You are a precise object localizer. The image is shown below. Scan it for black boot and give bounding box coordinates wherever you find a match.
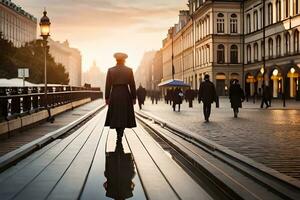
[116,128,124,141]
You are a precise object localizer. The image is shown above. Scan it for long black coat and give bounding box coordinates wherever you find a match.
[198,80,217,104]
[105,65,136,128]
[173,88,183,104]
[136,87,146,104]
[185,89,194,101]
[229,84,245,108]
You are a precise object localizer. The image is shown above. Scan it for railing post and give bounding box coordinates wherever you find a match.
[0,88,8,121]
[22,87,31,114]
[11,88,21,116]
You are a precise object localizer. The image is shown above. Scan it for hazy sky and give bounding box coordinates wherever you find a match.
[14,0,187,72]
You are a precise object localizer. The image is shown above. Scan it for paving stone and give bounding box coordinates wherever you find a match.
[139,98,300,180]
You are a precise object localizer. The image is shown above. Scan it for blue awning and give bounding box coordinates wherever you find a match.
[158,79,190,88]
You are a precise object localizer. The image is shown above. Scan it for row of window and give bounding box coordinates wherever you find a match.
[246,0,300,34]
[196,16,210,41]
[217,13,238,34]
[196,45,210,66]
[168,30,299,66]
[0,8,36,47]
[217,44,239,64]
[246,30,300,63]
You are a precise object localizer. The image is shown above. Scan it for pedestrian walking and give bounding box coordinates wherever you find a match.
[267,85,272,107]
[105,53,137,141]
[172,87,183,112]
[154,90,160,104]
[150,90,155,104]
[167,89,172,105]
[260,84,270,108]
[229,79,245,118]
[185,88,194,108]
[136,84,146,110]
[198,74,217,122]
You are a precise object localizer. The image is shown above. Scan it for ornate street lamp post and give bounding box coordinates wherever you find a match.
[39,10,51,120]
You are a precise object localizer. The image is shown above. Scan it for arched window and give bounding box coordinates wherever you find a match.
[285,32,291,55]
[269,38,274,58]
[254,43,259,61]
[217,13,224,33]
[246,14,251,33]
[230,45,238,64]
[268,3,273,25]
[276,0,281,22]
[276,35,282,56]
[253,11,258,31]
[217,44,225,64]
[294,30,299,53]
[230,14,238,33]
[247,44,251,63]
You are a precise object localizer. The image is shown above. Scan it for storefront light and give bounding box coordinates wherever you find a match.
[290,67,295,74]
[260,67,264,75]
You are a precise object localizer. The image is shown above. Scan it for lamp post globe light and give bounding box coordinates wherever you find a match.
[40,10,50,40]
[39,10,53,122]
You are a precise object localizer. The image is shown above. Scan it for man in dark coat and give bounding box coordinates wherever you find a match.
[172,87,183,112]
[185,88,194,108]
[105,53,137,140]
[260,84,270,109]
[136,84,146,110]
[165,89,172,104]
[229,79,245,118]
[198,74,217,122]
[154,90,160,104]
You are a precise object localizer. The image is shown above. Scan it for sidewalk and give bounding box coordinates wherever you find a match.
[0,99,104,156]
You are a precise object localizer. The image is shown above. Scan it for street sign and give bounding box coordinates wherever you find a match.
[18,68,29,87]
[18,68,29,78]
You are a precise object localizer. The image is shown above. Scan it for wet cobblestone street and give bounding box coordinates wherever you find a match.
[139,98,300,180]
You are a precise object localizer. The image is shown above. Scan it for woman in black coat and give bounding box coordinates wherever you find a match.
[105,53,136,140]
[172,87,183,112]
[229,79,245,118]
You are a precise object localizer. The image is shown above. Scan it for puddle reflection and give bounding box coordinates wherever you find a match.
[104,140,135,200]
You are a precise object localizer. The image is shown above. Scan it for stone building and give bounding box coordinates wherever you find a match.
[135,51,157,91]
[82,61,105,91]
[0,0,37,47]
[244,0,300,98]
[48,39,82,87]
[152,49,163,91]
[162,0,300,97]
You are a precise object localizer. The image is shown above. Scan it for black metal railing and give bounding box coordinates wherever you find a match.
[0,86,103,122]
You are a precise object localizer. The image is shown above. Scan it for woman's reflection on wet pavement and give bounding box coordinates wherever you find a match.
[104,139,135,200]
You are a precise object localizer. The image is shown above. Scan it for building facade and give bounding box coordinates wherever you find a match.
[82,61,105,91]
[244,0,300,98]
[0,0,37,47]
[152,49,164,91]
[135,51,157,91]
[48,39,82,87]
[162,0,300,97]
